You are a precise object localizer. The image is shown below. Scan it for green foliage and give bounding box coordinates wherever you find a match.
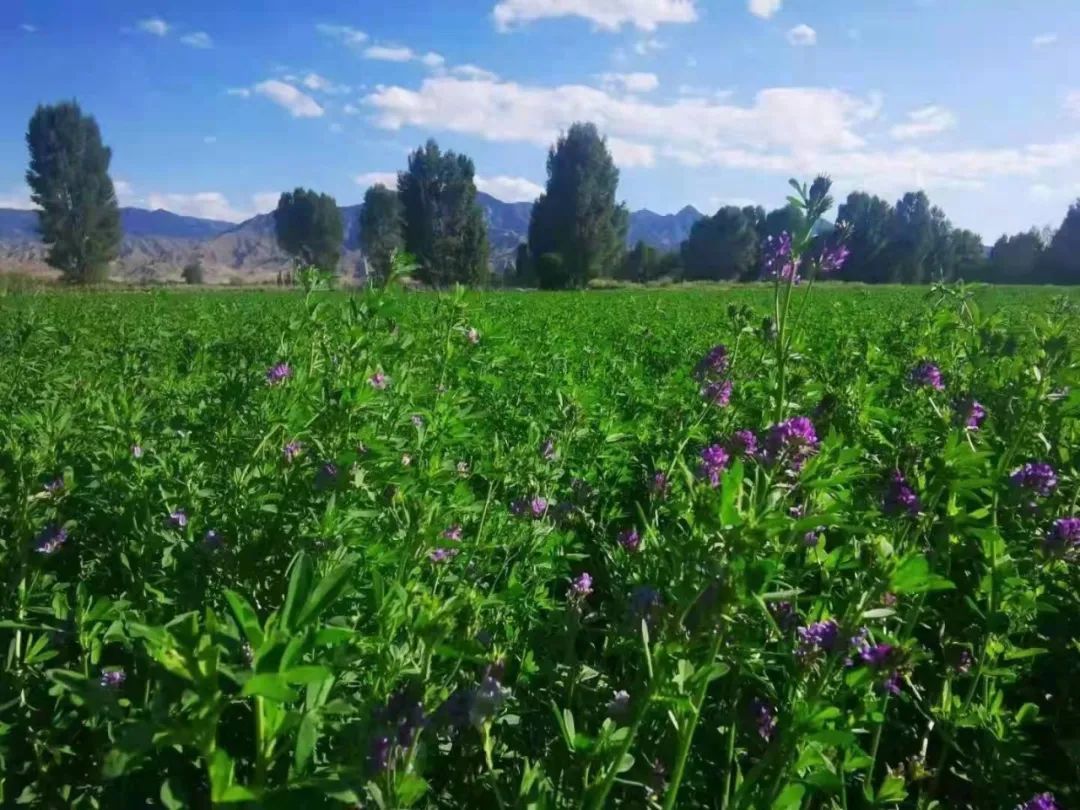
[399,139,489,287]
[528,122,628,288]
[359,183,404,283]
[1039,200,1080,284]
[273,188,344,273]
[987,229,1044,284]
[681,205,760,280]
[25,101,121,283]
[181,259,205,285]
[836,191,894,283]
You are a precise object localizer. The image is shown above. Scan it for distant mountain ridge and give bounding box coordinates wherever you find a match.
[0,195,704,282]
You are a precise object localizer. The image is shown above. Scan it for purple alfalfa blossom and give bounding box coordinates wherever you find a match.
[763,416,820,470]
[442,524,463,542]
[693,344,730,381]
[203,530,223,551]
[43,477,64,496]
[701,379,733,407]
[618,528,642,553]
[860,642,896,669]
[131,443,143,459]
[568,572,593,601]
[881,670,903,695]
[881,592,898,607]
[751,699,777,741]
[34,525,68,555]
[762,232,798,282]
[540,437,557,461]
[530,497,548,519]
[168,510,188,529]
[1043,516,1080,556]
[803,528,823,547]
[961,399,986,430]
[729,429,758,458]
[1010,462,1058,498]
[283,440,304,463]
[698,444,731,488]
[369,371,389,390]
[649,471,670,498]
[411,414,424,428]
[1017,794,1059,810]
[607,690,631,719]
[817,241,851,275]
[369,735,393,773]
[797,619,840,658]
[429,547,459,564]
[315,462,339,490]
[955,649,974,675]
[884,470,921,517]
[99,668,126,688]
[910,362,945,391]
[265,362,293,385]
[769,601,800,632]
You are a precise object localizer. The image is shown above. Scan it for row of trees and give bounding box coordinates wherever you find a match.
[20,100,1080,286]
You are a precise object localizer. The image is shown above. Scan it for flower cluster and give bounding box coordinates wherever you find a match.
[751,700,777,741]
[817,241,850,275]
[701,379,733,407]
[99,668,126,689]
[762,232,799,282]
[698,444,730,487]
[797,619,839,658]
[884,470,921,516]
[728,429,758,457]
[283,440,304,463]
[1017,793,1059,810]
[34,525,68,555]
[265,362,293,385]
[961,399,986,430]
[618,528,641,553]
[369,371,389,390]
[1010,462,1058,498]
[693,344,729,381]
[910,362,944,391]
[762,416,819,470]
[1043,517,1080,556]
[568,572,593,602]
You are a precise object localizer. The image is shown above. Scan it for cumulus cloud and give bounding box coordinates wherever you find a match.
[493,0,697,32]
[0,186,35,209]
[137,18,170,36]
[475,175,544,201]
[748,0,782,19]
[634,37,666,54]
[598,72,659,93]
[786,24,816,46]
[252,192,280,213]
[889,105,956,140]
[355,172,400,189]
[147,192,270,222]
[421,52,446,68]
[226,87,251,98]
[254,80,324,118]
[300,73,351,94]
[608,138,657,168]
[1032,33,1058,47]
[181,31,212,48]
[364,44,415,62]
[454,64,500,81]
[316,23,368,47]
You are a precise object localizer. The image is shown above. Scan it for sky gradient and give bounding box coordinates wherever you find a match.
[1,0,1078,241]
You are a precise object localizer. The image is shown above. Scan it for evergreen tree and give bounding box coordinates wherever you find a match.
[181,259,204,285]
[680,206,759,281]
[528,123,627,288]
[25,101,121,283]
[950,229,987,281]
[987,230,1043,283]
[1038,200,1080,284]
[884,191,934,283]
[399,139,489,287]
[757,204,805,243]
[619,239,661,282]
[836,191,893,283]
[273,189,344,272]
[512,243,534,287]
[359,183,403,282]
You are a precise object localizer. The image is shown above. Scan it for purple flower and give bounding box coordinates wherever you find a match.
[763,417,820,469]
[649,471,670,498]
[568,572,593,600]
[797,619,839,657]
[43,478,64,496]
[701,379,733,407]
[751,700,777,741]
[369,735,392,773]
[99,668,126,689]
[541,437,557,461]
[803,528,823,547]
[530,497,548,518]
[955,649,974,675]
[266,362,293,385]
[618,528,642,553]
[607,690,631,719]
[34,525,68,555]
[693,344,729,381]
[962,400,986,430]
[860,643,896,668]
[729,429,758,457]
[316,462,339,489]
[411,414,424,428]
[283,440,304,463]
[168,510,188,529]
[698,444,731,488]
[881,670,903,695]
[442,524,463,542]
[769,601,799,631]
[131,443,144,459]
[884,470,921,516]
[763,232,799,283]
[369,371,389,390]
[818,242,850,275]
[1017,794,1059,810]
[1010,462,1058,498]
[911,362,944,391]
[429,547,459,564]
[881,592,898,607]
[203,529,223,550]
[1043,517,1080,555]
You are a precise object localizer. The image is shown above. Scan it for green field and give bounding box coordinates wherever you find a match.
[2,285,1079,808]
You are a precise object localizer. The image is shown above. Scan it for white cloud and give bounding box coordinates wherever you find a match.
[300,72,351,94]
[113,180,138,206]
[254,80,325,118]
[493,0,697,32]
[748,0,782,19]
[889,105,956,140]
[180,31,212,48]
[421,52,446,68]
[316,24,368,47]
[226,87,251,98]
[0,186,35,209]
[20,23,37,33]
[146,192,268,222]
[598,72,659,93]
[252,192,280,213]
[786,24,816,46]
[475,175,544,201]
[1032,32,1058,48]
[453,64,500,81]
[343,102,361,115]
[137,18,169,37]
[1064,91,1080,119]
[634,37,666,54]
[608,138,657,167]
[365,44,415,62]
[355,172,399,189]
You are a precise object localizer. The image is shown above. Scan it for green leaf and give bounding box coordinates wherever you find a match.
[242,673,298,702]
[889,554,954,594]
[395,774,429,807]
[771,783,805,809]
[296,560,356,627]
[281,552,315,632]
[224,590,264,649]
[293,713,319,775]
[282,665,332,684]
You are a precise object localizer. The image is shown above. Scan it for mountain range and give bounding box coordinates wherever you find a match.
[0,193,704,282]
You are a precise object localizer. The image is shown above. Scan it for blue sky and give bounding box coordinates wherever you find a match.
[1,0,1078,241]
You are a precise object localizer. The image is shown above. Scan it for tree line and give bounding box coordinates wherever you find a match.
[20,100,1080,286]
